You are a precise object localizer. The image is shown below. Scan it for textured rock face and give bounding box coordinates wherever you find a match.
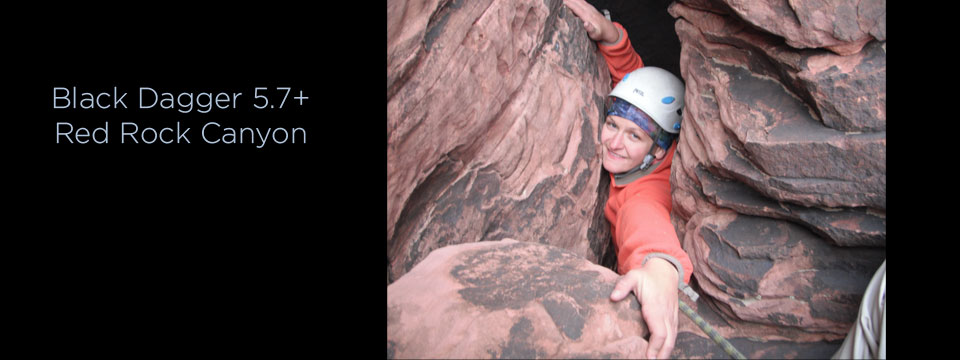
[673,298,845,359]
[681,0,886,55]
[387,0,613,283]
[667,0,886,347]
[387,239,649,359]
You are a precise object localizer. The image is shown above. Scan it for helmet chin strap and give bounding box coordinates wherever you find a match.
[613,144,659,180]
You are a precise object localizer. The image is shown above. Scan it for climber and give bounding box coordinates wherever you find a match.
[564,0,695,358]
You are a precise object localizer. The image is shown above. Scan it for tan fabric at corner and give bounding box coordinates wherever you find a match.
[832,260,886,359]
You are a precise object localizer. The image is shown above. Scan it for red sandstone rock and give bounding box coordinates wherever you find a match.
[723,0,885,55]
[387,0,613,283]
[387,239,648,359]
[683,211,884,338]
[665,0,887,347]
[663,0,885,55]
[669,2,886,133]
[674,297,846,358]
[669,2,886,211]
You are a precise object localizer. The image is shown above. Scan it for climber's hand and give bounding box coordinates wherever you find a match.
[562,0,620,44]
[610,258,680,359]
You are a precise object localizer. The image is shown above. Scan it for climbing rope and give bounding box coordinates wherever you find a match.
[678,300,747,360]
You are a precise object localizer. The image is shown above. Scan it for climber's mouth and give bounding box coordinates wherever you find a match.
[604,147,628,160]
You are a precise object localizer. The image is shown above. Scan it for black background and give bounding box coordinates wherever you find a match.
[9,3,377,355]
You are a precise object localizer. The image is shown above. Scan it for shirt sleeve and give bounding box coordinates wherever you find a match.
[614,179,694,285]
[598,22,644,88]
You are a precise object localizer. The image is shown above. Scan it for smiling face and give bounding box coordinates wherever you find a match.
[600,115,664,174]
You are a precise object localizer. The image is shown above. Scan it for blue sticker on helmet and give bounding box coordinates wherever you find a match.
[623,73,630,82]
[662,96,675,104]
[674,122,682,130]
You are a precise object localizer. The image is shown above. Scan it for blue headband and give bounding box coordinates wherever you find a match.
[606,97,675,150]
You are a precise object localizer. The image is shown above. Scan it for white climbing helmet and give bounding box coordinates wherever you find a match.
[608,66,685,134]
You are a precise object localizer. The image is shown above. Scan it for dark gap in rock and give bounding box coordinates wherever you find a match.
[586,0,682,79]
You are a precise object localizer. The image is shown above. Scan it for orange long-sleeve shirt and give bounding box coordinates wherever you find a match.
[599,22,694,288]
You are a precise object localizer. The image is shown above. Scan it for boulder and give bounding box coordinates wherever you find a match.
[386,239,863,359]
[387,0,614,283]
[666,0,887,347]
[387,239,648,359]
